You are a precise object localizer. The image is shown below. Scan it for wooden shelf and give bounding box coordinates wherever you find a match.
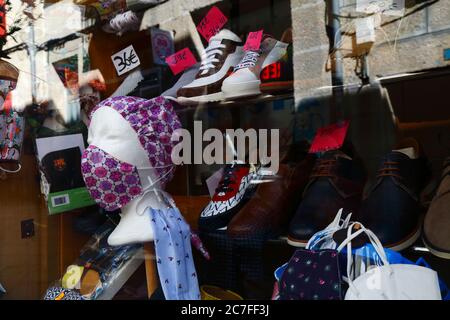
[174,92,294,114]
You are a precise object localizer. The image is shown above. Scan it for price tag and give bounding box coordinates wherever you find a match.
[244,30,263,51]
[196,6,228,42]
[309,120,350,154]
[355,16,376,44]
[165,48,197,75]
[111,45,141,76]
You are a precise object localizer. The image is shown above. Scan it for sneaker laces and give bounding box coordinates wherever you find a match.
[108,11,140,34]
[377,161,402,179]
[234,50,261,71]
[215,163,242,195]
[199,38,226,75]
[311,159,337,178]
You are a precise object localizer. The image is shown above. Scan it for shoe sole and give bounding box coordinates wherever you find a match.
[385,224,422,252]
[422,235,450,259]
[286,236,308,248]
[177,92,224,105]
[223,80,261,100]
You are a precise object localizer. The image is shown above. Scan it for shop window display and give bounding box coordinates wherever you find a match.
[0,0,448,304]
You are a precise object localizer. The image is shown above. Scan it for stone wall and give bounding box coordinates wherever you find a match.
[291,0,450,105]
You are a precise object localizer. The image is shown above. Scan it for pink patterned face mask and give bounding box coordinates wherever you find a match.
[81,145,173,211]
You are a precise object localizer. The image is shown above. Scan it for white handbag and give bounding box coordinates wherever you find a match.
[337,223,441,300]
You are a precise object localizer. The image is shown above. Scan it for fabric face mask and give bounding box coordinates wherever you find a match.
[81,145,173,211]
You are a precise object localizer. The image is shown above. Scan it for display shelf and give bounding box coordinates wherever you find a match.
[174,91,294,114]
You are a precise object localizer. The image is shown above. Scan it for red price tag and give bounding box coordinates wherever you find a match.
[309,120,350,153]
[244,30,263,51]
[196,6,228,42]
[165,48,197,75]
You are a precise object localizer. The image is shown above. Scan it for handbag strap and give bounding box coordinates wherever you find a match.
[336,222,392,297]
[306,208,352,250]
[0,163,21,173]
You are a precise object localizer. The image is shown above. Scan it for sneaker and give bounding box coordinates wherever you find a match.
[176,29,244,105]
[102,11,141,36]
[423,157,450,259]
[359,139,430,251]
[198,162,259,232]
[221,32,290,100]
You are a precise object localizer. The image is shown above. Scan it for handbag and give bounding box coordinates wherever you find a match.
[278,248,346,300]
[338,223,441,300]
[275,209,351,300]
[0,93,24,173]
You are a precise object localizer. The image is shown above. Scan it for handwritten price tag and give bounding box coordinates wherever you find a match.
[111,45,141,76]
[196,6,228,42]
[165,48,197,75]
[244,30,263,51]
[309,120,350,154]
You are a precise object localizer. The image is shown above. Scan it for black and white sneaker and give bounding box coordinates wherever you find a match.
[198,162,259,232]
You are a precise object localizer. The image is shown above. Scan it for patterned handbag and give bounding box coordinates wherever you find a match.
[0,93,24,173]
[279,248,346,300]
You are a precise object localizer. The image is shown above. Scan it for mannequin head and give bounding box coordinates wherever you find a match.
[81,96,181,212]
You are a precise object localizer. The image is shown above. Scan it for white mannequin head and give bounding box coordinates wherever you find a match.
[88,106,165,246]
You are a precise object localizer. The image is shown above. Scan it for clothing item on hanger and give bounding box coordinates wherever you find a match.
[358,139,430,251]
[423,157,450,259]
[176,29,245,104]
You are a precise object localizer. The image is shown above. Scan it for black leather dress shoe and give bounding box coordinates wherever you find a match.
[359,141,430,251]
[288,150,366,247]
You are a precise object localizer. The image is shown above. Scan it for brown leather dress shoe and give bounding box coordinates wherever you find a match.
[423,157,450,259]
[227,154,316,238]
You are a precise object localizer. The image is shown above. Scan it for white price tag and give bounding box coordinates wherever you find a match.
[356,0,405,16]
[355,16,376,44]
[111,45,141,76]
